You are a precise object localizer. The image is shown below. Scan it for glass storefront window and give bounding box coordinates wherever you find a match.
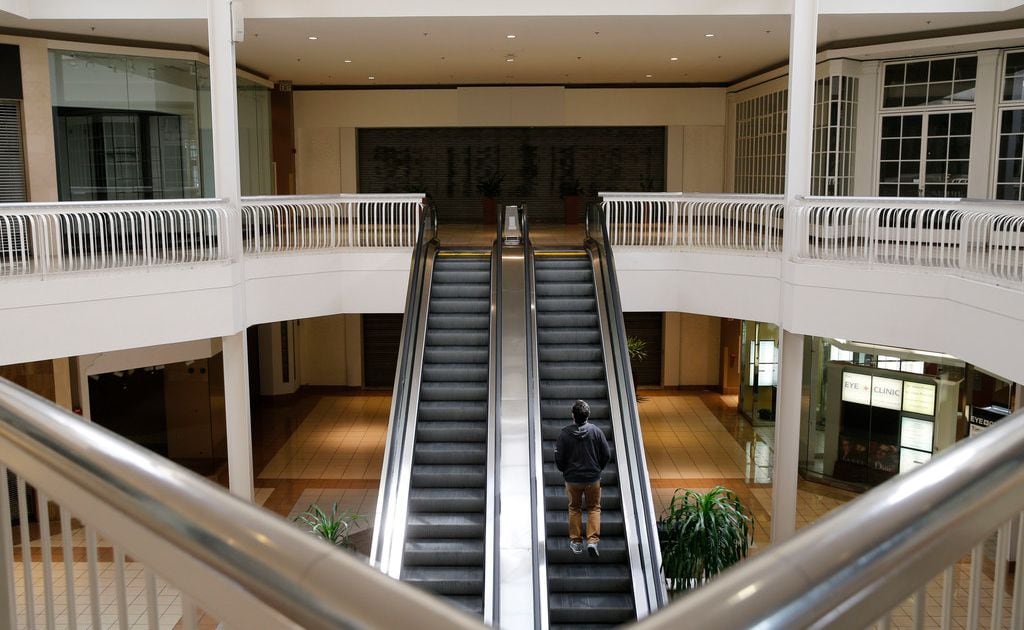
[739,321,779,425]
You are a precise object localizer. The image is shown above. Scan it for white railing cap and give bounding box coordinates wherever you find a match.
[0,198,227,215]
[600,192,784,202]
[242,193,426,204]
[798,195,1024,216]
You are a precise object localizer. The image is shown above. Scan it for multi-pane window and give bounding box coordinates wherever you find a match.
[882,56,977,108]
[879,112,971,198]
[0,99,26,202]
[734,90,788,194]
[996,52,1024,200]
[812,76,858,196]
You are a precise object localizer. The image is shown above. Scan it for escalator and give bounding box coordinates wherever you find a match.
[401,252,493,616]
[534,251,635,627]
[371,201,498,623]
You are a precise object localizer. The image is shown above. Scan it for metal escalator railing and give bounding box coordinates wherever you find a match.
[584,203,669,618]
[0,377,482,630]
[370,201,438,576]
[636,407,1024,629]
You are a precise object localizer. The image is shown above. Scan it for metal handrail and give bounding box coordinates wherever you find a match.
[635,407,1024,629]
[584,203,669,617]
[0,377,481,630]
[370,201,438,572]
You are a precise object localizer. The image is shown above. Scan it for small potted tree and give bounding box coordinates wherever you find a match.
[657,485,754,593]
[626,336,648,396]
[476,171,503,225]
[560,177,584,224]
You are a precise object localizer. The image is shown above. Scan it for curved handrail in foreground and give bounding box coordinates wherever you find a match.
[0,377,482,630]
[635,408,1024,629]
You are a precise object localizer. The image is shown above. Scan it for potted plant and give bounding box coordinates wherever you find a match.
[626,336,648,395]
[560,177,585,224]
[657,485,754,593]
[293,502,364,549]
[476,171,503,225]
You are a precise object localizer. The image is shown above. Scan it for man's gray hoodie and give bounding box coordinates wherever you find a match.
[554,421,611,483]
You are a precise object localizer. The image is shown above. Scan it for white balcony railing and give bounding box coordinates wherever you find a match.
[0,199,230,277]
[600,193,785,253]
[796,196,1024,291]
[242,194,425,254]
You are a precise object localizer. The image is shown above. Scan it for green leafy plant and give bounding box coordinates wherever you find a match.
[559,177,584,198]
[626,336,648,363]
[476,171,504,197]
[293,503,364,549]
[657,486,754,592]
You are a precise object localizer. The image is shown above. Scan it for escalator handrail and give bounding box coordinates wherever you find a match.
[485,239,502,625]
[523,210,550,630]
[370,200,438,573]
[584,202,670,615]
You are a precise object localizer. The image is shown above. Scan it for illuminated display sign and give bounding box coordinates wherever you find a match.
[899,448,932,474]
[900,417,934,452]
[871,376,903,411]
[841,372,872,405]
[902,382,936,416]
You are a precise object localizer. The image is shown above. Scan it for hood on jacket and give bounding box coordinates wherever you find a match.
[564,422,590,440]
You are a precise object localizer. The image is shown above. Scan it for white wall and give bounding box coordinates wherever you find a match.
[297,314,363,387]
[662,312,721,387]
[293,86,728,194]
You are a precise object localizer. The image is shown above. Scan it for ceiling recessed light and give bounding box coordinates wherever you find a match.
[507,34,517,39]
[344,59,352,63]
[645,74,653,78]
[506,57,515,63]
[307,36,318,40]
[670,57,679,61]
[705,33,715,38]
[368,76,375,80]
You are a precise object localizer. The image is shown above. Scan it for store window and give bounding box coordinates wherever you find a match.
[739,321,778,425]
[882,56,977,109]
[995,52,1024,200]
[878,112,971,197]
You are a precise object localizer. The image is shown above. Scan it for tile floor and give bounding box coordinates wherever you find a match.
[8,385,1012,628]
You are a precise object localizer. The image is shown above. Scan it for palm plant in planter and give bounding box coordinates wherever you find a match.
[476,171,503,225]
[657,486,754,592]
[293,502,364,549]
[626,336,648,397]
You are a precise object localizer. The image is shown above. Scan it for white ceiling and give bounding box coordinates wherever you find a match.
[1,10,1023,85]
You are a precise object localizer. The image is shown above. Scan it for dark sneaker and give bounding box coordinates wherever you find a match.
[587,543,600,558]
[569,540,584,555]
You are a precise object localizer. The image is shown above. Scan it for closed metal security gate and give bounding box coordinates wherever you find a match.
[0,100,26,203]
[362,314,404,388]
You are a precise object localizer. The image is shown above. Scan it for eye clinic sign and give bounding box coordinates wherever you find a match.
[871,376,903,410]
[841,372,872,405]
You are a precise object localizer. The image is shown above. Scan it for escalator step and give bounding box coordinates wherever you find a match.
[540,362,606,381]
[422,363,489,382]
[547,564,632,593]
[408,488,486,513]
[410,464,486,488]
[537,313,600,328]
[432,270,491,284]
[402,566,484,595]
[548,593,636,624]
[536,268,593,283]
[540,381,607,400]
[404,539,484,566]
[406,513,486,539]
[537,329,601,345]
[536,297,598,313]
[545,510,625,537]
[439,595,485,616]
[545,537,629,564]
[415,442,486,465]
[430,283,491,299]
[539,345,604,362]
[416,421,488,443]
[426,330,489,346]
[424,346,489,363]
[428,314,489,330]
[536,282,594,297]
[535,258,590,270]
[420,382,488,401]
[429,298,490,315]
[540,399,610,420]
[417,401,487,422]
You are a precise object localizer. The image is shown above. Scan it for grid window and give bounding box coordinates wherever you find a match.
[878,112,970,198]
[995,108,1024,200]
[734,89,788,194]
[882,56,977,108]
[811,75,858,196]
[1002,51,1024,101]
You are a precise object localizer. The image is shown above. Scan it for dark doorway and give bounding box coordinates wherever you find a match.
[362,313,404,388]
[624,312,663,386]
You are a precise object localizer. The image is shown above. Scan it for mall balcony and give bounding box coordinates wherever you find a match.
[0,1,1023,628]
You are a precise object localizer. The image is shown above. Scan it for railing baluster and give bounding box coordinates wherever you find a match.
[145,569,159,629]
[967,542,983,630]
[0,467,17,630]
[17,475,36,630]
[85,526,101,630]
[913,585,926,630]
[59,507,76,630]
[36,492,55,630]
[993,521,1012,630]
[1011,512,1024,630]
[941,565,954,630]
[114,546,129,630]
[181,596,198,630]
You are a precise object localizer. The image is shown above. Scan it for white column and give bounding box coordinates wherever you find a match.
[209,0,252,500]
[223,331,254,501]
[773,0,818,544]
[853,61,880,196]
[968,50,1000,199]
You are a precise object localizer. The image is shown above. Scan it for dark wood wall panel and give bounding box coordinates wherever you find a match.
[624,312,663,386]
[362,313,404,388]
[358,126,666,223]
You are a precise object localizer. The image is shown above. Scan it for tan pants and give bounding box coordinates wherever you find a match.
[565,481,602,544]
